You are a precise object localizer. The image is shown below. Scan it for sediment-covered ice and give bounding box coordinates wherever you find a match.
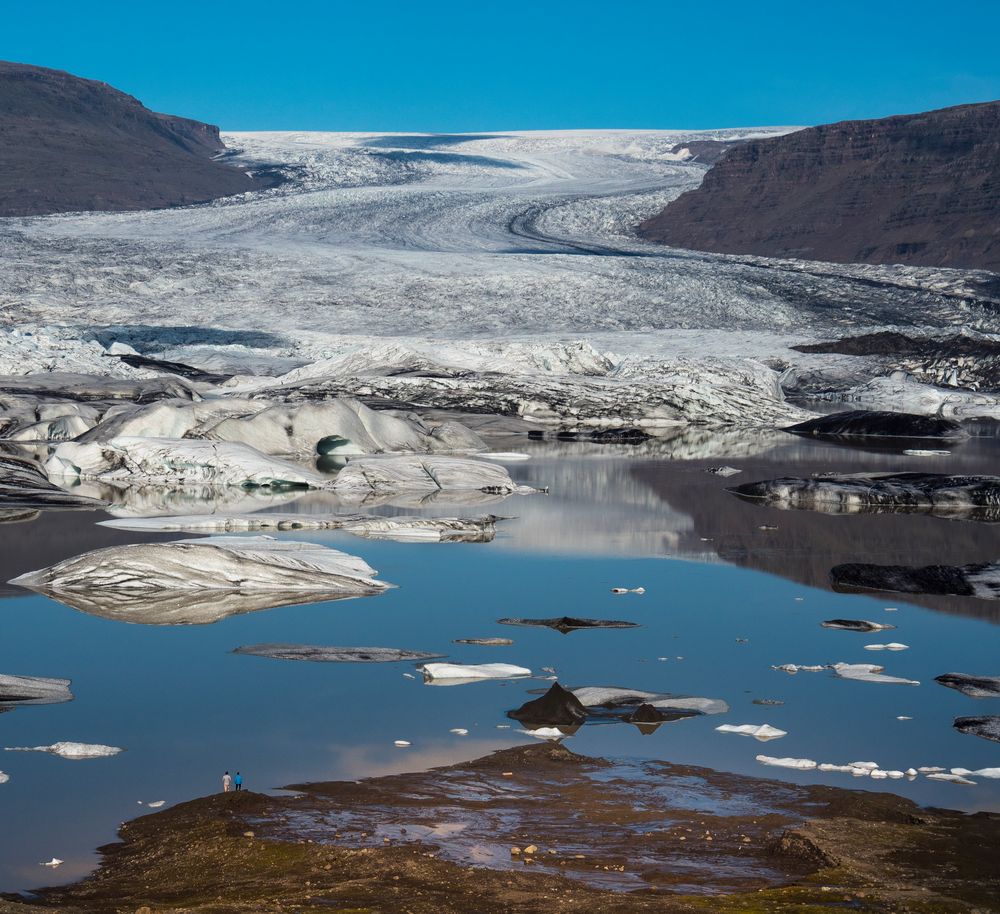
[784,409,967,440]
[99,512,500,542]
[730,473,1000,521]
[4,742,122,759]
[497,616,639,633]
[330,456,536,499]
[934,672,1000,699]
[831,560,1000,600]
[9,536,390,625]
[821,619,895,632]
[0,372,200,404]
[45,437,329,488]
[953,715,1000,743]
[0,673,73,708]
[0,453,105,508]
[830,373,1000,420]
[233,645,444,663]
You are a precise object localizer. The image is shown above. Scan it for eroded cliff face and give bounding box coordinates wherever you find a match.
[0,61,280,215]
[639,101,1000,272]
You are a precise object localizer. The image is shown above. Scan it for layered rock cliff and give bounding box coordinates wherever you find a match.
[0,61,279,215]
[639,101,1000,272]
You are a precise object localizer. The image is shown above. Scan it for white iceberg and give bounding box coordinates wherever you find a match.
[9,536,391,624]
[715,723,787,741]
[418,662,532,684]
[831,662,920,686]
[863,643,909,651]
[331,455,537,499]
[0,771,8,784]
[755,755,817,770]
[926,772,976,786]
[5,742,123,759]
[569,686,729,716]
[0,673,74,708]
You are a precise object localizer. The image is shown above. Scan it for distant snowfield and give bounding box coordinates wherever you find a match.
[1,129,997,368]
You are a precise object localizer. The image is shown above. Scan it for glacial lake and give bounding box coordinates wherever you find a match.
[2,431,1000,893]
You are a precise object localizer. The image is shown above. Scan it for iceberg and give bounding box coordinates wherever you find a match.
[497,616,639,633]
[0,673,73,709]
[330,456,537,498]
[233,645,444,663]
[418,662,531,684]
[953,715,1000,744]
[784,410,967,440]
[9,536,391,625]
[831,560,1000,600]
[755,755,817,770]
[45,437,329,488]
[730,473,1000,521]
[5,742,122,759]
[831,663,920,686]
[715,724,787,741]
[99,512,500,543]
[569,686,729,716]
[934,672,1000,699]
[821,619,895,632]
[0,453,105,508]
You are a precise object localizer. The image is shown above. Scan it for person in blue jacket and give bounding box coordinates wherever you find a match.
[234,771,243,791]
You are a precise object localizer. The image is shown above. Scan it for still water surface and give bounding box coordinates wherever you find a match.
[2,432,999,892]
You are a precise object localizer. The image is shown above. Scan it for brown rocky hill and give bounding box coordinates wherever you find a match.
[638,101,1000,272]
[0,61,279,216]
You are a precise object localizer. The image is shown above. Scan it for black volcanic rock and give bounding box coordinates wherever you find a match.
[507,682,589,728]
[0,60,280,215]
[784,411,967,440]
[639,101,1000,272]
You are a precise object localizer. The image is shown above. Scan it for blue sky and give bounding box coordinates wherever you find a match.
[3,1,998,131]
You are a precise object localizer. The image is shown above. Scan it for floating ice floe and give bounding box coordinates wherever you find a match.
[926,772,976,786]
[772,664,826,674]
[864,643,909,651]
[520,727,567,741]
[145,800,166,808]
[0,771,8,784]
[831,560,1000,600]
[0,454,105,508]
[453,637,513,646]
[449,728,469,736]
[821,619,896,632]
[233,645,444,663]
[497,616,638,634]
[610,587,645,594]
[5,742,122,759]
[756,755,817,770]
[831,663,920,686]
[418,662,532,685]
[394,740,411,748]
[569,686,729,716]
[0,673,74,709]
[705,466,741,477]
[730,473,1000,521]
[950,767,1000,779]
[715,724,787,741]
[481,452,530,461]
[330,456,538,500]
[903,449,951,457]
[9,536,391,625]
[46,437,329,489]
[39,858,63,868]
[953,715,1000,743]
[99,513,501,543]
[935,672,1000,699]
[784,410,967,440]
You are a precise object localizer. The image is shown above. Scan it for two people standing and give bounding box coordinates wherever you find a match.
[222,771,244,792]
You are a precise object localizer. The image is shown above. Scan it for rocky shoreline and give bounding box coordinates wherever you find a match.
[2,744,998,914]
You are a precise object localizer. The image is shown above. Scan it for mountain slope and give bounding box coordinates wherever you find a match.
[638,101,1000,273]
[0,61,278,216]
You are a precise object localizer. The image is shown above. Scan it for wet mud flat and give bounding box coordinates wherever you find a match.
[4,745,1000,914]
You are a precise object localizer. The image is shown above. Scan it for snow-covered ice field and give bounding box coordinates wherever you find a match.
[2,129,999,373]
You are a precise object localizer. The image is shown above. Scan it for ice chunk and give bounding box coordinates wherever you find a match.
[953,715,1000,743]
[864,643,909,651]
[0,454,104,508]
[520,727,567,740]
[926,772,976,786]
[5,742,122,759]
[46,437,329,489]
[784,410,966,440]
[715,724,787,741]
[0,673,73,709]
[394,740,411,748]
[831,663,920,686]
[821,619,895,632]
[9,536,390,625]
[570,686,728,715]
[40,858,63,867]
[449,728,469,736]
[832,561,1000,601]
[233,645,443,663]
[0,771,8,784]
[497,616,638,633]
[756,755,817,770]
[705,466,741,477]
[100,513,500,543]
[903,449,951,456]
[934,672,1000,699]
[772,664,826,674]
[331,456,537,499]
[418,662,531,684]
